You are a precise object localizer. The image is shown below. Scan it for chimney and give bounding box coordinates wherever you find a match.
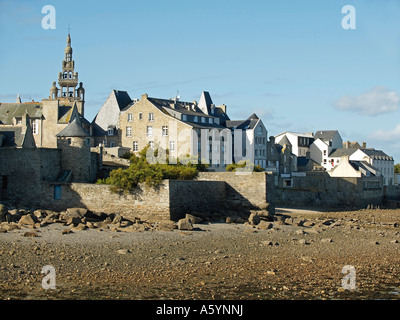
[345,141,350,149]
[219,104,227,114]
[362,142,366,149]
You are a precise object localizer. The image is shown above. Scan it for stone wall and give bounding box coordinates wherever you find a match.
[271,172,384,209]
[0,148,61,204]
[9,179,226,222]
[196,172,268,208]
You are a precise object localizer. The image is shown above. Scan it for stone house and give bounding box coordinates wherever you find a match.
[92,90,133,147]
[119,93,230,168]
[225,113,268,168]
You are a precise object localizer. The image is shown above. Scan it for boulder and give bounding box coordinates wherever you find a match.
[257,221,273,230]
[19,214,38,226]
[248,212,261,225]
[65,208,87,218]
[177,218,193,231]
[186,214,203,224]
[112,213,122,224]
[0,204,9,222]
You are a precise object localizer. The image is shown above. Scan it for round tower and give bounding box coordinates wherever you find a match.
[56,117,93,182]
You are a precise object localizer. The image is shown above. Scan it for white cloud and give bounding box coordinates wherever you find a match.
[333,86,400,116]
[368,123,400,142]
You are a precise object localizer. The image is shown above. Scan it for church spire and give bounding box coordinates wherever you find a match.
[49,33,85,116]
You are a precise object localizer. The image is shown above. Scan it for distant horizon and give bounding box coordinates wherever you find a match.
[0,0,399,162]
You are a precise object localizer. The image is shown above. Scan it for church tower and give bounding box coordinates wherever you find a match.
[49,32,85,116]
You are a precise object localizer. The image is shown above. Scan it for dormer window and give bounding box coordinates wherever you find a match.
[108,128,114,136]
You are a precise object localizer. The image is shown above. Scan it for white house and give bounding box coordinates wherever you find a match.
[274,131,314,158]
[310,130,343,170]
[226,114,268,168]
[350,149,395,186]
[328,156,379,178]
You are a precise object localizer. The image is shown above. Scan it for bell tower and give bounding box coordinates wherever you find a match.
[49,32,85,116]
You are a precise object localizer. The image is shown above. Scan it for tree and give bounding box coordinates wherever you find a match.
[395,164,400,174]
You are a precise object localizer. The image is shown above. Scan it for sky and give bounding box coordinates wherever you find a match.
[0,0,399,163]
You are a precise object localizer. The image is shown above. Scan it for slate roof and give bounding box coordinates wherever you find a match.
[225,114,260,130]
[329,148,358,158]
[56,117,90,137]
[350,161,379,176]
[0,103,42,125]
[360,149,393,161]
[314,130,339,141]
[114,90,132,110]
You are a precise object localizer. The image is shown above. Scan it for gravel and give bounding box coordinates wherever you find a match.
[1,207,400,300]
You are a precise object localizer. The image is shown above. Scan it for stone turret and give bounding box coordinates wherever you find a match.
[56,117,93,182]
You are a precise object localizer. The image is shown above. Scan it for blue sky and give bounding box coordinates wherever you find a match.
[1,0,399,162]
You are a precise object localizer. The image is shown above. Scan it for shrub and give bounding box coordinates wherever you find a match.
[97,145,199,192]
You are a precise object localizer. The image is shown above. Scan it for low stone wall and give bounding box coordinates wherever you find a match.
[196,172,268,208]
[11,179,226,222]
[271,172,384,209]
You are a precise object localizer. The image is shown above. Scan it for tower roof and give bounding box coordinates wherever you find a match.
[56,117,89,137]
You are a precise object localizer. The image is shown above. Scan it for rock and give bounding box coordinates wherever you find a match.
[186,214,203,224]
[112,214,122,224]
[61,229,73,235]
[390,240,399,244]
[248,212,261,225]
[0,204,9,222]
[225,217,235,224]
[257,221,273,230]
[33,210,45,219]
[23,231,38,238]
[71,223,87,231]
[19,214,38,226]
[321,238,333,243]
[65,208,87,218]
[156,220,177,231]
[292,218,305,226]
[303,221,315,227]
[298,239,308,245]
[65,216,82,226]
[177,218,193,231]
[295,229,306,235]
[117,249,129,255]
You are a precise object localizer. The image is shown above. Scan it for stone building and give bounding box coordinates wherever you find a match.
[225,113,268,168]
[119,93,231,168]
[0,33,90,148]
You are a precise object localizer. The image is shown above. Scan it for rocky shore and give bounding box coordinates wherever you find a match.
[1,203,400,300]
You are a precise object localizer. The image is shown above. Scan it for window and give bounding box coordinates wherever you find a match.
[162,126,168,136]
[170,141,175,151]
[139,113,143,120]
[86,138,91,147]
[126,126,132,137]
[32,119,39,135]
[108,128,114,136]
[147,126,153,136]
[323,150,327,156]
[149,113,154,121]
[54,185,61,200]
[201,117,206,123]
[182,114,187,121]
[128,113,133,122]
[194,116,198,122]
[110,142,115,147]
[133,141,139,151]
[209,118,213,124]
[283,179,293,188]
[67,138,71,145]
[149,141,154,149]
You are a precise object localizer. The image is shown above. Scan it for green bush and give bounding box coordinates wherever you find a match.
[225,161,264,172]
[96,145,199,192]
